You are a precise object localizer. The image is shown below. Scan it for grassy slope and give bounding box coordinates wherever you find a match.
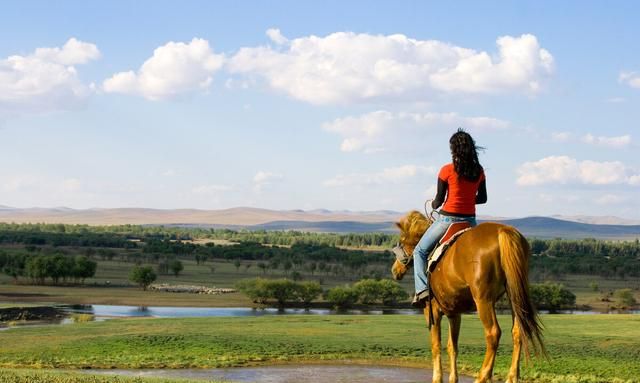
[0,315,638,382]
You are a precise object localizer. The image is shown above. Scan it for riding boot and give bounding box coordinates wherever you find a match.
[411,289,429,308]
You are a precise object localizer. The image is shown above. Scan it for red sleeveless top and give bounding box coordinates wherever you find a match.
[439,163,485,216]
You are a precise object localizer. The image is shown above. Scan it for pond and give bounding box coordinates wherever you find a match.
[61,304,639,318]
[81,365,475,383]
[60,304,420,318]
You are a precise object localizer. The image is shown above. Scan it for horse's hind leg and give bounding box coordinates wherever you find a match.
[475,301,501,383]
[428,308,444,383]
[446,314,461,383]
[505,315,522,383]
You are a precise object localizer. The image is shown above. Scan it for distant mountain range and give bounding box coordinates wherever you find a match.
[0,206,639,239]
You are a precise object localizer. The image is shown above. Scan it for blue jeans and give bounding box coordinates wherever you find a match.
[413,214,477,294]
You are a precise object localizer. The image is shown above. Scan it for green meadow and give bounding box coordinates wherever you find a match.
[0,314,639,383]
[0,369,207,383]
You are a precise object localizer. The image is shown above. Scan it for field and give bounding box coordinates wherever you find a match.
[1,252,638,310]
[0,314,639,383]
[0,369,209,383]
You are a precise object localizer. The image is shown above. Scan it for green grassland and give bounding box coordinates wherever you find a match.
[0,369,210,383]
[0,314,638,382]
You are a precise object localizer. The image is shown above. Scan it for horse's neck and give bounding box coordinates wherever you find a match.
[411,220,431,244]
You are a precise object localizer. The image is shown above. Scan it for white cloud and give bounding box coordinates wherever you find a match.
[253,171,283,193]
[324,164,434,187]
[581,133,631,148]
[103,38,224,100]
[605,97,626,103]
[323,110,509,153]
[228,31,553,105]
[619,71,640,89]
[0,38,100,112]
[266,28,288,45]
[516,155,640,186]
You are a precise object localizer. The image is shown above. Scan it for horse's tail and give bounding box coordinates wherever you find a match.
[498,225,546,358]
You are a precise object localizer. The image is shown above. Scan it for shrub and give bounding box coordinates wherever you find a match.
[378,279,409,305]
[353,279,383,304]
[353,278,408,305]
[325,286,359,309]
[235,278,270,304]
[614,288,637,308]
[530,282,576,311]
[236,278,302,306]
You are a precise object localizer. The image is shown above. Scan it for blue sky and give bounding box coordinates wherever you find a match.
[1,1,639,218]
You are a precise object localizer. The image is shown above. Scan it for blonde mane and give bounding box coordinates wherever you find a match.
[399,210,431,246]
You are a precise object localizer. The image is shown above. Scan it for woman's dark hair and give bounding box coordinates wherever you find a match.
[449,128,483,181]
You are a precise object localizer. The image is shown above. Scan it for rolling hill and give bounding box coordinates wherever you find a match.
[0,206,638,239]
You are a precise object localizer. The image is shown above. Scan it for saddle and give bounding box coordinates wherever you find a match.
[426,221,472,273]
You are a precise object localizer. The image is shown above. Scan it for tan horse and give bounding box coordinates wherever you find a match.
[391,211,544,383]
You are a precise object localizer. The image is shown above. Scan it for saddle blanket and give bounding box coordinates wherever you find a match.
[427,226,472,272]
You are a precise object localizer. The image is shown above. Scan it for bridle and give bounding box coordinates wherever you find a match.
[392,243,412,266]
[393,199,437,267]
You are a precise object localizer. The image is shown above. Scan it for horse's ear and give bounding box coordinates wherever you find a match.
[395,221,404,231]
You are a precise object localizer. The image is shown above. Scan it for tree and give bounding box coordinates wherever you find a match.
[257,262,267,275]
[283,260,293,275]
[169,259,184,277]
[530,283,576,311]
[325,286,359,309]
[234,259,242,272]
[73,255,97,284]
[378,279,409,306]
[296,281,322,306]
[264,279,299,307]
[129,265,157,290]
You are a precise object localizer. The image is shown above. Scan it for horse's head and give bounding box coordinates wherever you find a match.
[391,210,432,280]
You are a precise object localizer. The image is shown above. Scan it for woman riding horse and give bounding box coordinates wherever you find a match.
[412,129,487,308]
[391,129,544,383]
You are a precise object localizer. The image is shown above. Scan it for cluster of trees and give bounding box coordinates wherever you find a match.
[235,278,408,309]
[528,282,577,311]
[144,240,392,279]
[529,238,640,279]
[325,279,408,308]
[235,278,323,307]
[0,251,96,284]
[0,223,396,248]
[0,223,137,248]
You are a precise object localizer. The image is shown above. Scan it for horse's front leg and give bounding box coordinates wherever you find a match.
[427,308,444,383]
[447,314,461,383]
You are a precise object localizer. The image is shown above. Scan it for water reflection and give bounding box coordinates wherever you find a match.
[61,304,420,318]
